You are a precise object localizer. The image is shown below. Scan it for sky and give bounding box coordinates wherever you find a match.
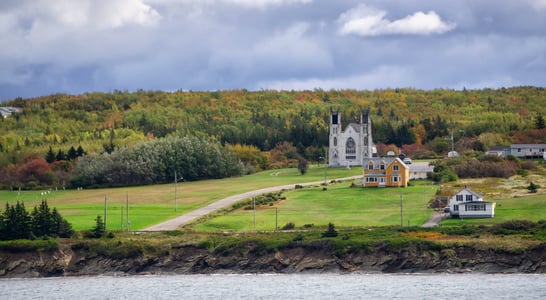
[1,0,546,101]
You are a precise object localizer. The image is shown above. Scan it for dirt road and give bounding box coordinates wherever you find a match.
[142,176,361,231]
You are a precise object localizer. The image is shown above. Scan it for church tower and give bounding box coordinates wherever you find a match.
[329,109,340,167]
[360,107,374,164]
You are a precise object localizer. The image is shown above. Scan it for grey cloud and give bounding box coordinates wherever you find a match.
[0,0,545,101]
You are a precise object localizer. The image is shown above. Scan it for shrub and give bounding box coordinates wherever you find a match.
[322,222,338,238]
[528,182,539,193]
[281,222,295,230]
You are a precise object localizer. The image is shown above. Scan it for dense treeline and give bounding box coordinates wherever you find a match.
[71,135,243,188]
[1,87,546,189]
[0,200,73,240]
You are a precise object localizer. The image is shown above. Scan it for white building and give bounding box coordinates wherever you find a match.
[446,187,495,219]
[328,109,376,167]
[408,163,434,180]
[510,144,546,159]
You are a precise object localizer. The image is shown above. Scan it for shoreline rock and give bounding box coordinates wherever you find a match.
[1,241,545,278]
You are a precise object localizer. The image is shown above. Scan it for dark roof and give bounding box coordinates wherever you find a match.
[487,146,509,151]
[346,123,360,133]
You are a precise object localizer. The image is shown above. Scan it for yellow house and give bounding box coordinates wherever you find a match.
[361,157,409,188]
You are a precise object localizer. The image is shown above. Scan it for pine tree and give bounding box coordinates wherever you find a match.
[67,146,77,160]
[46,146,56,163]
[322,222,338,237]
[56,149,66,161]
[76,145,86,157]
[91,215,106,238]
[30,200,53,237]
[536,114,545,130]
[51,208,73,238]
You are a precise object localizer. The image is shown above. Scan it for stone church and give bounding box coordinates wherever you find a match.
[328,109,376,167]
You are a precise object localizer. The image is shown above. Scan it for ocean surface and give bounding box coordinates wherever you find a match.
[1,273,545,300]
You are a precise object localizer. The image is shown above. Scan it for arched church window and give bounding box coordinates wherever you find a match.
[334,137,337,146]
[346,138,356,154]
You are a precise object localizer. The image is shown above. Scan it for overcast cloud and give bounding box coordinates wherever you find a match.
[1,0,545,101]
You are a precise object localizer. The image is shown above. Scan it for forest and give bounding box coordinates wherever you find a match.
[1,86,545,189]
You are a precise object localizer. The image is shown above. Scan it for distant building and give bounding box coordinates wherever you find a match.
[0,107,22,118]
[361,157,409,188]
[328,109,376,167]
[510,144,546,159]
[486,146,510,157]
[446,187,495,219]
[409,163,434,180]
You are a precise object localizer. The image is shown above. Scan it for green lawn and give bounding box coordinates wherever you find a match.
[0,166,361,231]
[441,193,546,226]
[192,181,440,231]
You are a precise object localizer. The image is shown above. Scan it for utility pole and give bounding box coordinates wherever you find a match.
[126,191,129,232]
[104,195,107,232]
[174,171,177,212]
[423,191,427,216]
[400,192,403,227]
[323,151,328,185]
[275,207,278,231]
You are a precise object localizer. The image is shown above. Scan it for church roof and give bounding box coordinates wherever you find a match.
[346,123,360,133]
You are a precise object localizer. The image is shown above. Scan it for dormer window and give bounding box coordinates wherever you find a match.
[393,165,399,171]
[380,163,385,170]
[368,162,374,170]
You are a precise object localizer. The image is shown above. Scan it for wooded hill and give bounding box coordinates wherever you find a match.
[1,87,545,189]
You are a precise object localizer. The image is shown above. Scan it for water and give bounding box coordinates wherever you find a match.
[1,273,545,300]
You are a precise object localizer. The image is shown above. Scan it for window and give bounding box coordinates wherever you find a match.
[518,148,521,152]
[366,177,377,183]
[346,138,356,153]
[456,195,463,202]
[393,176,399,182]
[465,203,486,211]
[466,195,473,201]
[379,177,385,183]
[345,137,356,160]
[380,163,385,170]
[368,163,374,170]
[393,165,399,171]
[333,137,337,147]
[454,205,459,211]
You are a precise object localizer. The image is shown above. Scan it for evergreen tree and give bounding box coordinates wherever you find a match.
[30,200,53,237]
[322,222,338,238]
[46,146,56,163]
[5,202,32,239]
[51,208,73,238]
[528,182,538,193]
[76,145,86,157]
[91,215,106,238]
[536,114,545,129]
[56,149,66,161]
[67,146,78,160]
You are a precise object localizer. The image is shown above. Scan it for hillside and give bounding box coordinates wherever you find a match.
[1,87,546,190]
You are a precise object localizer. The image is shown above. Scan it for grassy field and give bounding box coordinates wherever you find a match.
[0,166,361,231]
[192,180,439,231]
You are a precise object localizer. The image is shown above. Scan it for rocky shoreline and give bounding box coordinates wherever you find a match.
[1,240,545,278]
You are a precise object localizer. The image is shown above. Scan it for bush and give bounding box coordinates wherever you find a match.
[492,220,537,234]
[281,222,295,230]
[322,222,338,238]
[528,182,539,193]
